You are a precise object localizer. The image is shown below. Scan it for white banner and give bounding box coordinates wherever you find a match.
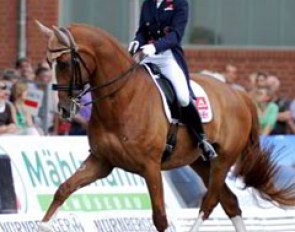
[0,136,180,214]
[1,209,295,232]
[1,137,295,232]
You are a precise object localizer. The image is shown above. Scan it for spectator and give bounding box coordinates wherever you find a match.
[254,87,279,135]
[35,67,59,135]
[1,69,19,91]
[15,57,35,81]
[246,72,258,91]
[267,75,295,134]
[0,80,17,135]
[247,72,258,100]
[69,91,92,136]
[15,57,37,91]
[10,81,40,135]
[256,72,268,88]
[223,64,245,91]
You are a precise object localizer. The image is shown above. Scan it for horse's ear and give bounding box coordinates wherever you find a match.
[35,20,53,39]
[52,26,71,48]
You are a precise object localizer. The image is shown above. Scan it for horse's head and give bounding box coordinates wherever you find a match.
[36,21,96,119]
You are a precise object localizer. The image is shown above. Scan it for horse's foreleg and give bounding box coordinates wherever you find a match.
[144,164,168,232]
[41,155,112,222]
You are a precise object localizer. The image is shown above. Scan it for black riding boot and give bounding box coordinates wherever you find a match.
[182,100,217,161]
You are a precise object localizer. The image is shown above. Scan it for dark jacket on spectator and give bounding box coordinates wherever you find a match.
[270,97,291,135]
[0,103,13,126]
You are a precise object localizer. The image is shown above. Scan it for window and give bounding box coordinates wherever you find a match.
[189,0,295,47]
[59,0,295,47]
[59,0,131,43]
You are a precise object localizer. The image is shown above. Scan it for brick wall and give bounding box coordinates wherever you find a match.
[27,0,59,65]
[185,48,295,99]
[0,0,17,68]
[0,0,58,69]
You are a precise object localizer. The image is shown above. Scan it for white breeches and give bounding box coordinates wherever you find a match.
[141,49,190,107]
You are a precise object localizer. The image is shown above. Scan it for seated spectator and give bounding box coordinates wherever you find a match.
[247,72,258,89]
[10,81,40,135]
[267,75,295,134]
[15,57,37,91]
[223,64,245,91]
[34,67,59,135]
[1,69,19,91]
[254,87,279,135]
[246,72,259,100]
[256,72,268,88]
[0,80,17,135]
[15,57,35,81]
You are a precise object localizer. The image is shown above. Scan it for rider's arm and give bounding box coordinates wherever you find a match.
[154,0,189,53]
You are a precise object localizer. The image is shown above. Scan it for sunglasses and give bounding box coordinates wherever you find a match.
[0,84,7,90]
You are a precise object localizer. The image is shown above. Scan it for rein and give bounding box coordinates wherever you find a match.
[49,27,143,108]
[77,61,142,106]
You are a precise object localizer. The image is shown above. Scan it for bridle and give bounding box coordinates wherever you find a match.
[50,46,92,97]
[49,27,143,111]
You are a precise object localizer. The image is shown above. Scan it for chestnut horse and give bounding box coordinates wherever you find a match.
[36,22,295,232]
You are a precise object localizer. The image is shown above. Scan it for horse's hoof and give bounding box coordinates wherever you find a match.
[38,222,53,232]
[189,212,204,232]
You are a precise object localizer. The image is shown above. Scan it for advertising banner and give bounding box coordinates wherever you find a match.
[1,209,295,232]
[0,137,151,214]
[0,137,180,214]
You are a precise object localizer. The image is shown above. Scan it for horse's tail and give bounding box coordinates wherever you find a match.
[233,93,295,206]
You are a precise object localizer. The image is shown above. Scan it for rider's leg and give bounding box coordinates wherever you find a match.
[145,50,217,161]
[181,100,217,160]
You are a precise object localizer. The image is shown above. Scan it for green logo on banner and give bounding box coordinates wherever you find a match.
[38,193,151,211]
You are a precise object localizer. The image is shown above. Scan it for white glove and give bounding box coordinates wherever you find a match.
[128,41,139,54]
[141,44,156,56]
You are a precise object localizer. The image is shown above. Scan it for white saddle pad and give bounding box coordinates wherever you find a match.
[144,64,213,123]
[190,80,213,123]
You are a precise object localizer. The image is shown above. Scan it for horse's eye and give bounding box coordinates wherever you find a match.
[57,60,70,70]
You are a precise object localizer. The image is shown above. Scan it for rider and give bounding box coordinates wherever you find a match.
[128,0,217,161]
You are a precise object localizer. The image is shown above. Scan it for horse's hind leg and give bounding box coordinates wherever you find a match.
[219,184,247,232]
[41,154,112,222]
[190,159,246,232]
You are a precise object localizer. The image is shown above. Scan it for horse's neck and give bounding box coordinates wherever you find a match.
[90,48,141,124]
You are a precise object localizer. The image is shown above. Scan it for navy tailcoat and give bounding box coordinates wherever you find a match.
[134,0,190,82]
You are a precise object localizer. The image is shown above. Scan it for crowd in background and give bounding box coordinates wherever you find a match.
[1,57,295,137]
[0,57,90,136]
[217,64,295,136]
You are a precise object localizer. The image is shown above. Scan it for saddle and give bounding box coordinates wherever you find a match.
[143,63,213,162]
[146,63,181,120]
